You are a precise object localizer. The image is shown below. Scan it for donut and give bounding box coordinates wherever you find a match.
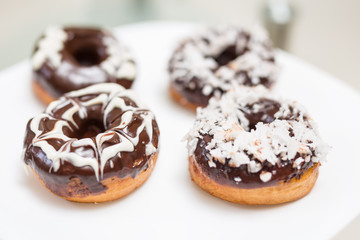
[31,26,136,104]
[22,83,159,203]
[185,86,330,205]
[169,25,279,110]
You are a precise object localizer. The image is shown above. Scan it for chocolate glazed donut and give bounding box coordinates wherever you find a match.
[186,86,330,205]
[23,83,159,203]
[31,26,136,104]
[169,25,279,110]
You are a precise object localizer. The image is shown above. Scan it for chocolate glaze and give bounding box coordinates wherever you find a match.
[169,30,276,108]
[23,88,159,197]
[33,27,135,99]
[171,80,214,107]
[193,99,316,189]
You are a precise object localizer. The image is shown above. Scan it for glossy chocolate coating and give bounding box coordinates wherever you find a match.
[23,91,159,197]
[33,27,135,98]
[193,99,316,189]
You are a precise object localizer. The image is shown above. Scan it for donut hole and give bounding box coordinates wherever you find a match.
[242,99,281,131]
[73,47,102,66]
[74,119,106,139]
[214,45,238,66]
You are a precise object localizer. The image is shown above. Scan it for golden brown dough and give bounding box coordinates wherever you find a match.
[32,80,56,105]
[189,156,319,205]
[169,84,198,111]
[33,154,158,203]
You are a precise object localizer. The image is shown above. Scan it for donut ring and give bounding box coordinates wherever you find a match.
[169,25,279,110]
[31,26,136,104]
[23,83,159,203]
[186,86,329,205]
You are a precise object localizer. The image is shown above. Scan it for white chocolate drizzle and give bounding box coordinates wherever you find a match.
[31,26,67,70]
[25,83,157,181]
[100,33,136,80]
[31,26,136,81]
[186,86,330,180]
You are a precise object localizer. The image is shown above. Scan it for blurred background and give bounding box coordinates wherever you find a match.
[0,0,360,90]
[0,0,359,238]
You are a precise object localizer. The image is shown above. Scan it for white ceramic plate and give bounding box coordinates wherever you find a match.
[0,22,359,240]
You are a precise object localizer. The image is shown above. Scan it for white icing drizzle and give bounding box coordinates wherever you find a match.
[31,26,67,70]
[170,25,279,96]
[186,86,330,176]
[100,34,136,80]
[25,83,157,181]
[31,26,136,81]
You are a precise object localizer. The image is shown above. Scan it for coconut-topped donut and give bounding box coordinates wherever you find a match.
[186,86,329,204]
[31,26,136,104]
[23,83,159,203]
[169,25,279,110]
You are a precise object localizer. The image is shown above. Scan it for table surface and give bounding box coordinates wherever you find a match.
[0,22,359,240]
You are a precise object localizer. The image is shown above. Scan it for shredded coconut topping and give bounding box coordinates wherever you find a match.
[169,25,279,96]
[186,86,330,180]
